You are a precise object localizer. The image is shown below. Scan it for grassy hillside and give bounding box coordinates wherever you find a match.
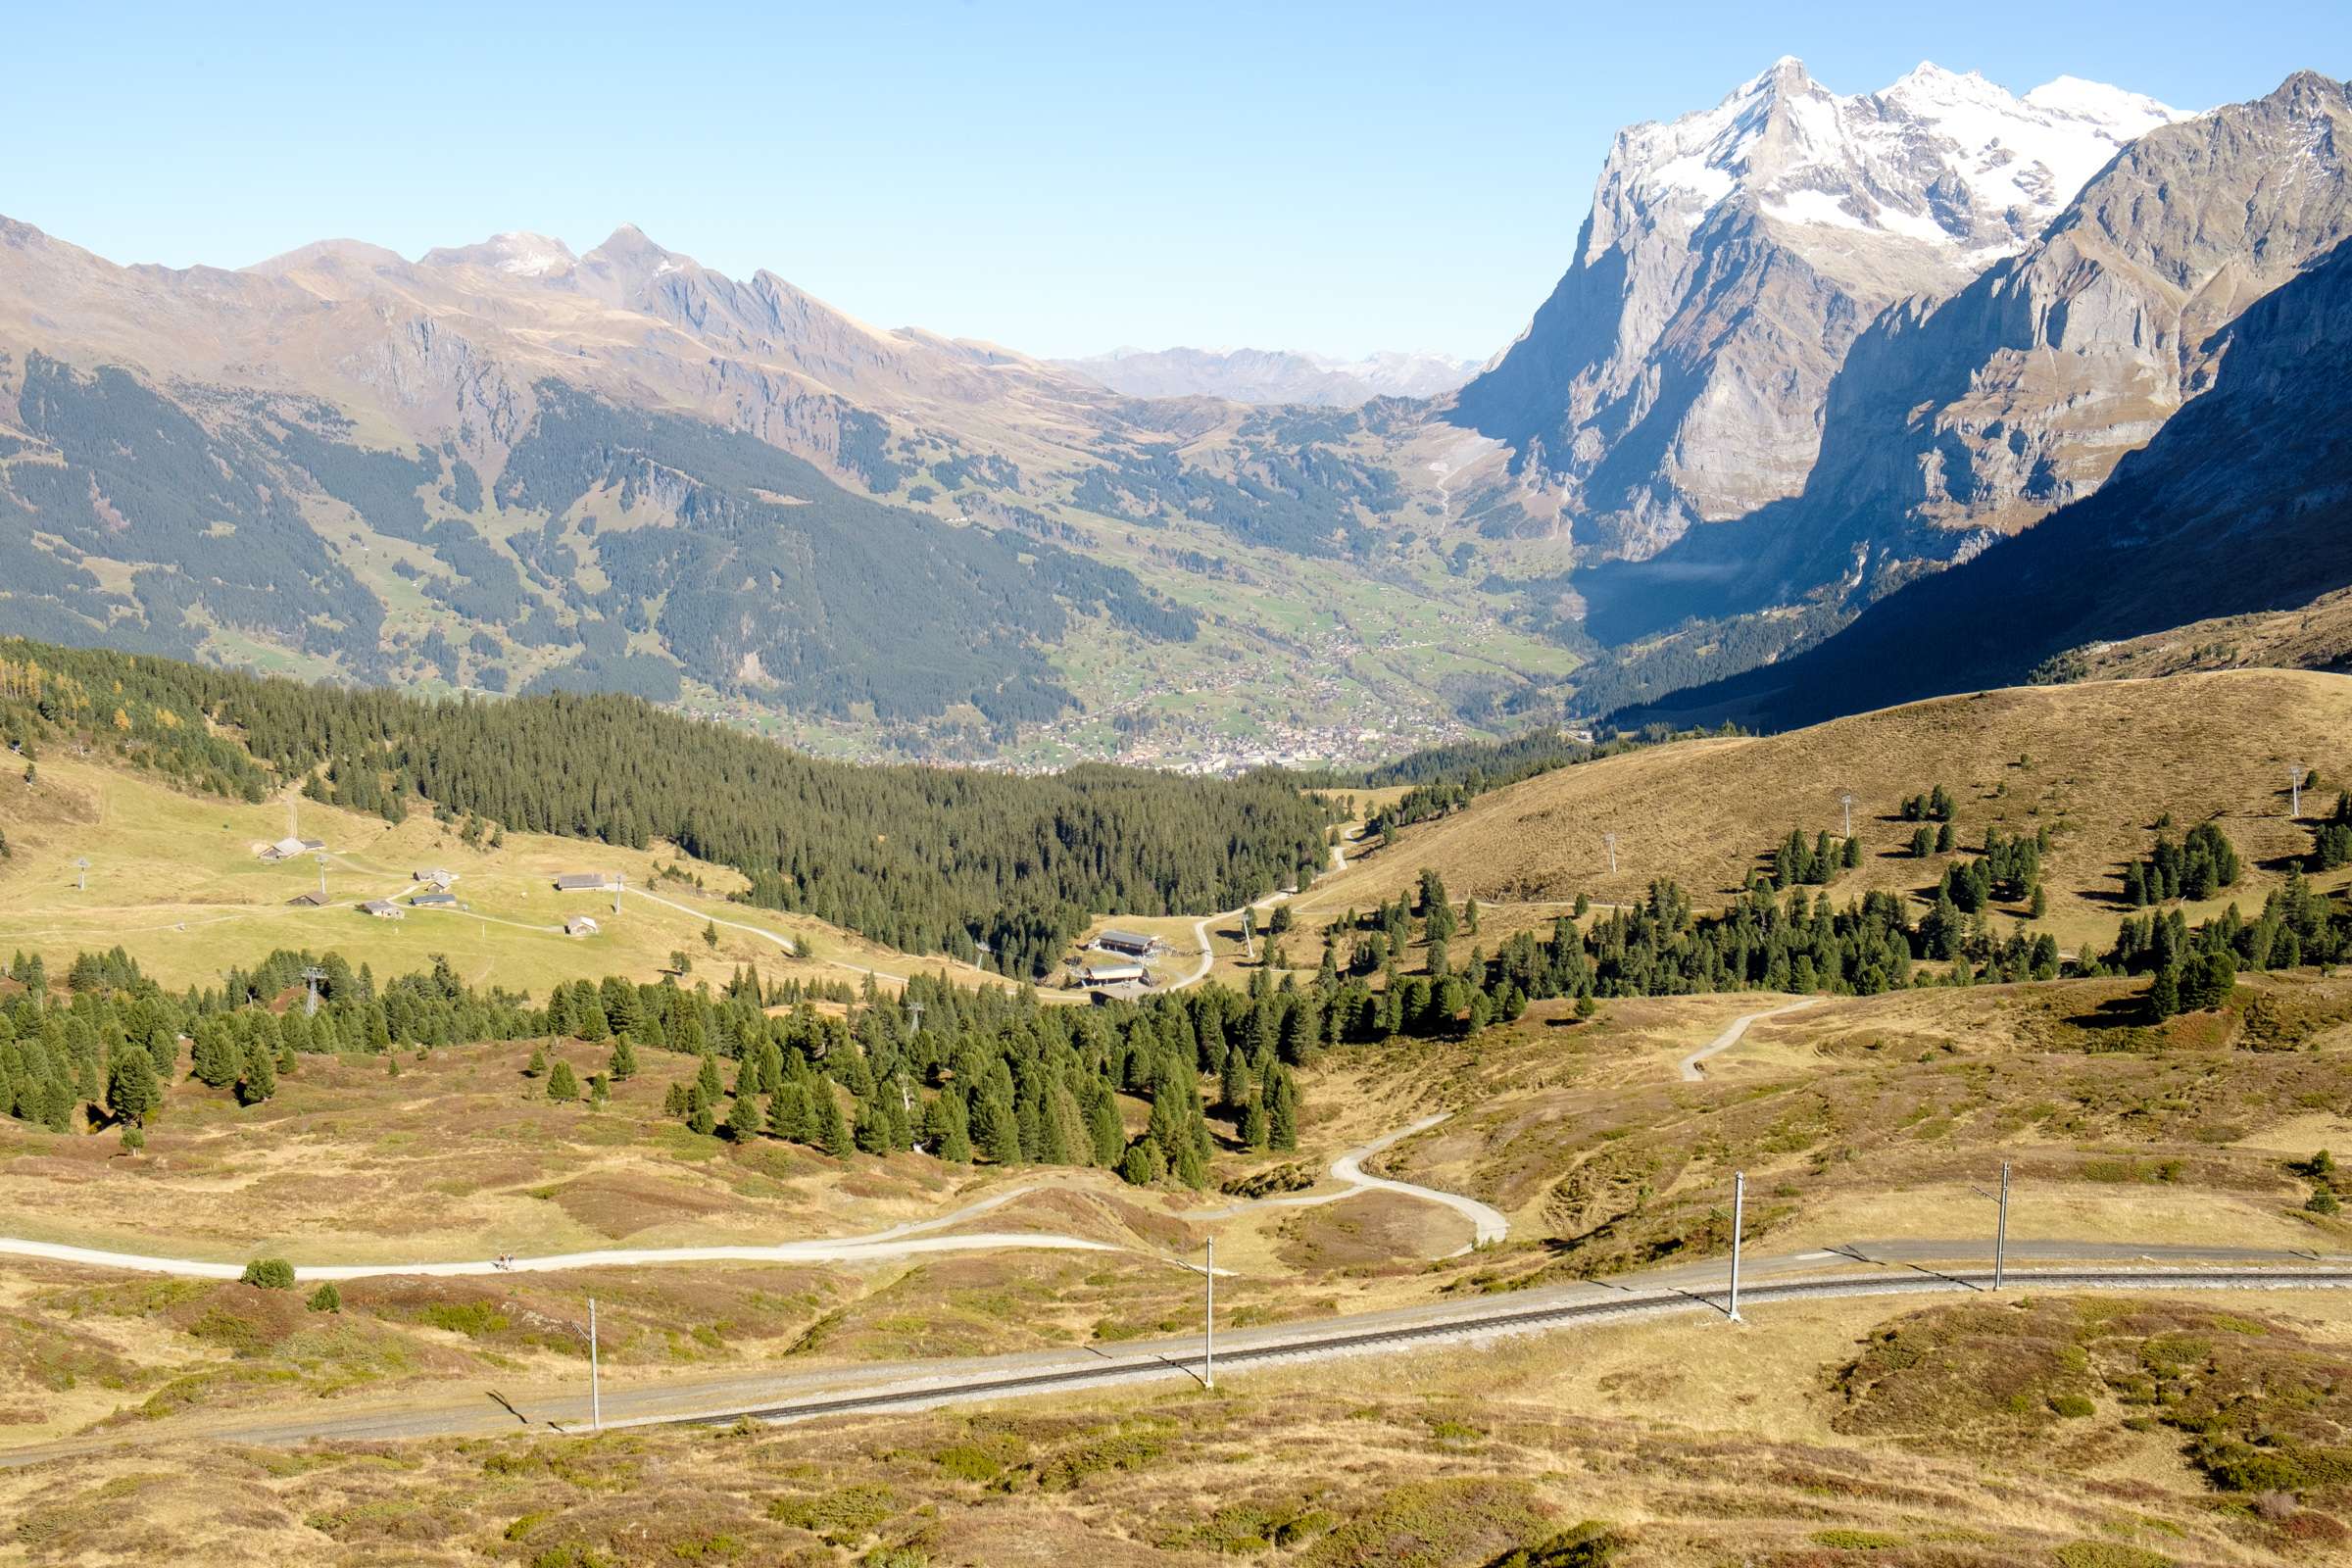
[7,1288,2349,1564]
[1360,972,2352,1287]
[2041,584,2352,684]
[0,752,998,997]
[1292,670,2352,958]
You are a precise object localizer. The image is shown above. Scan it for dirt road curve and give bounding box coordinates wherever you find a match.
[1195,1114,1508,1253]
[1680,1000,1818,1081]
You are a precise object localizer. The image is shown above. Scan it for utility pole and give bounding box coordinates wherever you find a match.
[300,965,327,1018]
[1203,1236,1215,1390]
[315,852,329,899]
[1603,833,1619,875]
[1838,791,1855,839]
[1970,1162,2012,1290]
[612,875,624,917]
[1727,1171,1745,1323]
[2291,765,2309,818]
[1996,1162,2010,1291]
[74,856,90,894]
[589,1296,601,1432]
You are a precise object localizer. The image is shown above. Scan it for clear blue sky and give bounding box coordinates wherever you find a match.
[12,2,2345,360]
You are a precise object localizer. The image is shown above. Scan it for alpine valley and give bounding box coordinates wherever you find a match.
[6,58,2352,767]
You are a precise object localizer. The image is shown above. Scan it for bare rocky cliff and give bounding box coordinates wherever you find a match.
[1578,72,2352,643]
[1448,58,2180,562]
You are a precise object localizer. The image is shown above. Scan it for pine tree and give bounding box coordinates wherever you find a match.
[724,1091,764,1143]
[854,1095,892,1153]
[817,1085,852,1158]
[608,1036,637,1081]
[927,1093,972,1162]
[1218,1047,1248,1108]
[236,1039,277,1105]
[547,1059,579,1101]
[686,1083,716,1136]
[1242,1099,1270,1150]
[105,1046,159,1126]
[1088,1087,1124,1166]
[523,1046,547,1078]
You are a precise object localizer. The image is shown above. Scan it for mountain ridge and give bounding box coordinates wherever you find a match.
[1446,57,2183,564]
[1057,345,1480,407]
[1576,69,2352,648]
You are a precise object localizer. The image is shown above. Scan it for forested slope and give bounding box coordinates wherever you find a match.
[0,639,1333,975]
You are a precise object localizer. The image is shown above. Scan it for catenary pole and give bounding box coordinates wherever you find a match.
[1204,1237,1215,1390]
[1995,1162,2010,1291]
[1728,1171,1745,1323]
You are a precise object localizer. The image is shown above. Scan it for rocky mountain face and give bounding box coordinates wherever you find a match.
[1058,346,1480,407]
[1448,58,2180,562]
[1618,229,2352,731]
[1581,71,2352,644]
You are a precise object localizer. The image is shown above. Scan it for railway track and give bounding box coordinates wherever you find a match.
[670,1265,2352,1431]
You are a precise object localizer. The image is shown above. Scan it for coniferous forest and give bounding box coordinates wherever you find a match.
[0,639,1334,975]
[0,945,1305,1191]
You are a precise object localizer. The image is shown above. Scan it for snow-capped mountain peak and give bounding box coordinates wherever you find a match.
[1606,58,2185,260]
[418,231,578,278]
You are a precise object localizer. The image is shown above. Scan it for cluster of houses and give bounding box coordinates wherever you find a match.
[409,867,462,910]
[1073,929,1167,1004]
[341,871,609,932]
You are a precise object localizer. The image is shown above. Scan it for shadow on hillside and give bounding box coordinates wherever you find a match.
[2065,994,2155,1032]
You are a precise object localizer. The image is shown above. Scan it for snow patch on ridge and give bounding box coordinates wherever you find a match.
[1614,57,2187,258]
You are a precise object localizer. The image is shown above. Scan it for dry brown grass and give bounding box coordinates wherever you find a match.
[2067,586,2352,683]
[1287,670,2352,961]
[1347,971,2352,1290]
[0,1037,1027,1262]
[7,1288,2351,1566]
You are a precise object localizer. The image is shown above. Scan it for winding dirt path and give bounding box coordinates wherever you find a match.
[0,1188,1117,1283]
[1171,832,1351,991]
[1194,1113,1507,1255]
[1679,1000,1818,1082]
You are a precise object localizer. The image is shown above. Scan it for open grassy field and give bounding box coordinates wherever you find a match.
[0,753,1003,997]
[1353,970,2352,1289]
[7,1285,2349,1565]
[1281,670,2352,964]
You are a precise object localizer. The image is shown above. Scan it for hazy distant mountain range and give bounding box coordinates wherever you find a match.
[1056,346,1481,407]
[4,61,2350,763]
